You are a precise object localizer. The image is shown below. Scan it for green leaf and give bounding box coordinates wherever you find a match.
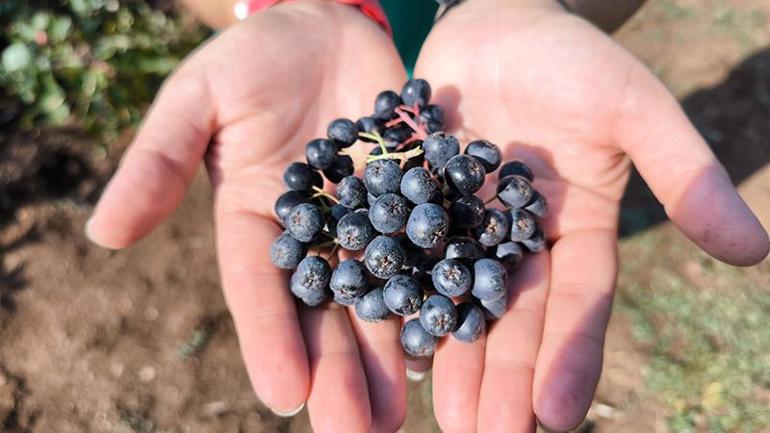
[2,42,33,72]
[48,16,73,43]
[137,57,178,74]
[39,74,67,114]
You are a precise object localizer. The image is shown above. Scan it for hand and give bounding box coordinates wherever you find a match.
[87,2,408,432]
[415,0,769,431]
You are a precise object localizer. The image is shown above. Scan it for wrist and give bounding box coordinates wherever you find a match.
[237,0,390,34]
[441,0,566,21]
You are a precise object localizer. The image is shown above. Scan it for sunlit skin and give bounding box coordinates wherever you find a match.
[87,1,770,433]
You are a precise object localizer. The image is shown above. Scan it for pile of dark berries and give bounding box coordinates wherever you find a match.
[270,79,547,357]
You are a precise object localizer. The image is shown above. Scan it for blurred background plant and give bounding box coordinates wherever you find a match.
[0,0,209,141]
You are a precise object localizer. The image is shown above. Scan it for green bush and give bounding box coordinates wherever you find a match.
[0,0,209,139]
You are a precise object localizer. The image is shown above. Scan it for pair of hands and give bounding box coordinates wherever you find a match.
[87,0,770,432]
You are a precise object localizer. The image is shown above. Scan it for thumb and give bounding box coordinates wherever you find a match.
[87,58,215,249]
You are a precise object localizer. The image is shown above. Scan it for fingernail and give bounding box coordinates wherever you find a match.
[406,368,426,382]
[84,217,96,242]
[270,401,305,417]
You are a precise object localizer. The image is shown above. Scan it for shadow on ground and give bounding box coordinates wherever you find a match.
[620,48,770,236]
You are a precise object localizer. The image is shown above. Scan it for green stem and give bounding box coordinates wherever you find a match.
[312,186,340,204]
[366,146,424,164]
[359,131,389,155]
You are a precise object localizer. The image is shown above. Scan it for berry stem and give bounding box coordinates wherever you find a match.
[311,186,340,204]
[359,131,389,155]
[394,107,428,140]
[366,146,424,164]
[484,196,498,205]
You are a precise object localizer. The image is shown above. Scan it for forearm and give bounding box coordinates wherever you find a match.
[178,0,240,29]
[561,0,646,32]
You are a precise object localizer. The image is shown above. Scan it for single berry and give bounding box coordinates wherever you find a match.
[490,241,523,270]
[383,124,413,149]
[525,190,548,218]
[357,116,386,141]
[305,138,338,170]
[400,167,442,205]
[369,193,409,234]
[444,236,484,261]
[327,118,359,148]
[329,259,368,299]
[336,176,366,209]
[364,235,405,279]
[383,274,423,316]
[497,175,534,209]
[473,208,510,247]
[509,209,537,241]
[374,90,402,120]
[270,231,308,269]
[355,287,392,322]
[283,162,323,191]
[521,226,546,252]
[423,132,459,168]
[465,140,502,172]
[286,203,324,242]
[445,154,486,196]
[401,78,431,107]
[452,303,486,342]
[448,195,485,228]
[275,190,308,223]
[364,159,403,197]
[401,318,437,357]
[419,294,458,337]
[471,258,508,301]
[480,296,507,320]
[432,258,472,297]
[498,160,534,182]
[419,104,444,133]
[406,203,450,249]
[291,256,331,306]
[323,154,354,183]
[337,212,375,251]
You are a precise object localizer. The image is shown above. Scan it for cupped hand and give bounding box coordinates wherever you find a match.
[415,0,769,431]
[87,2,408,432]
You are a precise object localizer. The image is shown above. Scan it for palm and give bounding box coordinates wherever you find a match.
[205,7,405,210]
[415,2,768,432]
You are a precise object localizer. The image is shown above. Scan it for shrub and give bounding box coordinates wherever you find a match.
[0,0,209,139]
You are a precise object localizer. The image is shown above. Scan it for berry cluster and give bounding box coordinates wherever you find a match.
[270,79,547,357]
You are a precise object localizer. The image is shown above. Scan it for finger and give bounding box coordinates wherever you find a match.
[432,321,486,433]
[476,251,550,433]
[216,211,310,414]
[616,66,769,265]
[347,311,407,433]
[532,229,616,432]
[302,304,372,433]
[87,59,214,249]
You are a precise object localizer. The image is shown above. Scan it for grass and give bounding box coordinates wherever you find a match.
[617,228,770,433]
